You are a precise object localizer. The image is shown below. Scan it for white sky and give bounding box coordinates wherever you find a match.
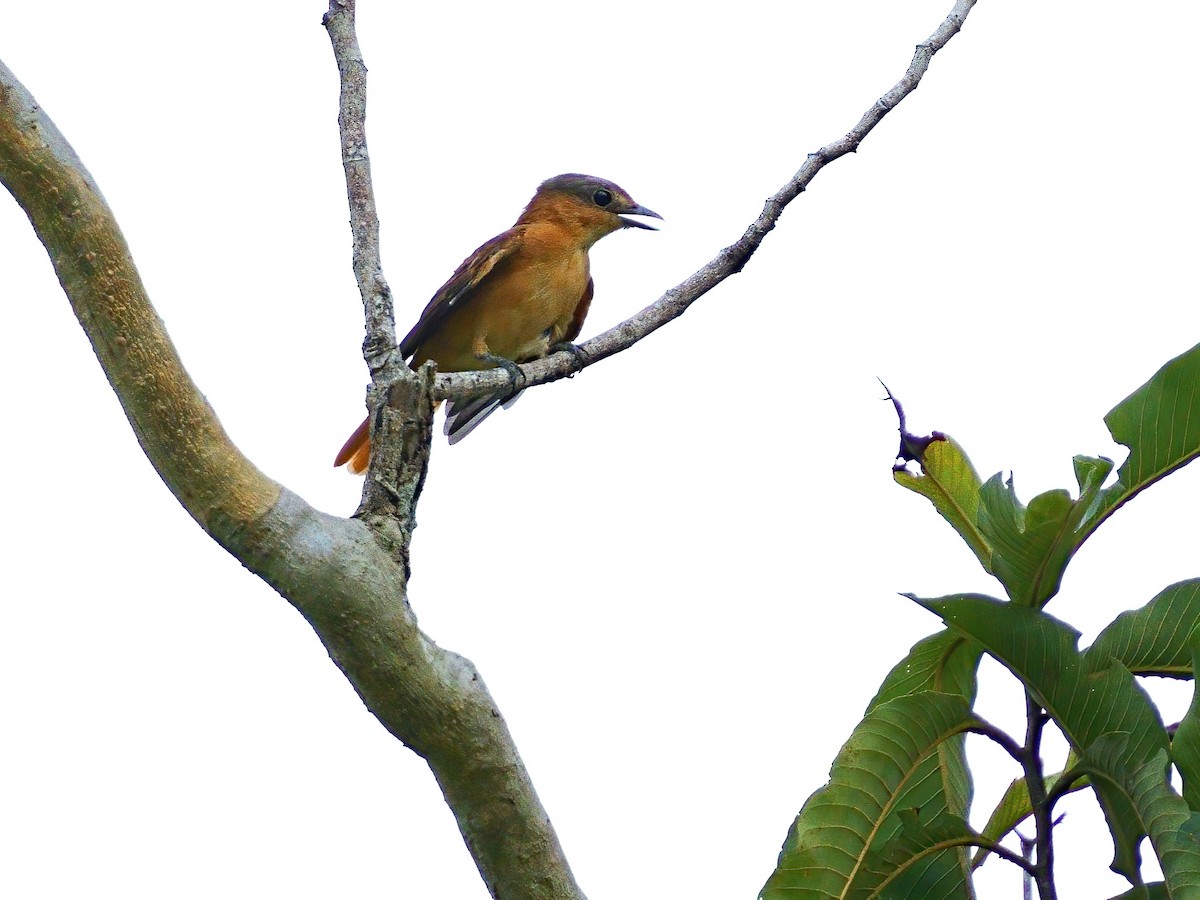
[3,2,1199,898]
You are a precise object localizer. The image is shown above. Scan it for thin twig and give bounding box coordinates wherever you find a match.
[982,838,1042,881]
[435,0,979,404]
[968,717,1027,765]
[323,0,398,375]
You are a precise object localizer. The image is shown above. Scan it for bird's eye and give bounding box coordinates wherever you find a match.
[592,189,613,207]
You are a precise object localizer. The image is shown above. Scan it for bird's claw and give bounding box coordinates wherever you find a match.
[479,353,526,400]
[550,341,590,371]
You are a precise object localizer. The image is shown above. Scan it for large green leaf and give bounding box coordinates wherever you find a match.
[1088,343,1200,536]
[920,595,1169,879]
[893,437,990,572]
[1090,580,1200,677]
[760,693,977,900]
[1172,631,1200,811]
[969,582,1200,868]
[897,344,1200,610]
[921,596,1167,766]
[855,809,981,899]
[1081,741,1200,896]
[867,630,982,710]
[862,631,982,897]
[866,630,981,839]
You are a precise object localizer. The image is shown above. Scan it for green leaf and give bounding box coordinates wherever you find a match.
[897,345,1200,611]
[1087,343,1200,537]
[923,596,1168,765]
[855,809,981,899]
[974,455,1112,607]
[867,630,982,710]
[760,693,976,900]
[860,631,983,896]
[865,631,981,832]
[1081,742,1200,896]
[893,437,991,573]
[920,595,1169,879]
[1172,628,1200,811]
[1090,579,1200,677]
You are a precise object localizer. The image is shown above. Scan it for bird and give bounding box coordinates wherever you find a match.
[334,173,661,473]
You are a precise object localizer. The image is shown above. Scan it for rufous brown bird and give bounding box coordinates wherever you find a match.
[334,173,661,473]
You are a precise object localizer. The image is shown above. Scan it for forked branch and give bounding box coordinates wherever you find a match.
[2,0,982,896]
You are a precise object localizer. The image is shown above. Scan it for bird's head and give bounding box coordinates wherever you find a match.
[520,173,662,242]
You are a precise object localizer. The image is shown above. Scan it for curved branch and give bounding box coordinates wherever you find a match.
[1,43,582,900]
[436,0,978,404]
[968,718,1027,764]
[2,0,981,898]
[0,60,279,534]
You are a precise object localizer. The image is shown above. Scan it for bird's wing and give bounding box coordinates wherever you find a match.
[398,227,524,358]
[561,277,594,345]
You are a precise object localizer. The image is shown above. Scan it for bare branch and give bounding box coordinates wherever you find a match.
[323,0,435,529]
[1,1,982,898]
[2,35,584,900]
[320,4,585,896]
[323,0,397,374]
[436,0,979,404]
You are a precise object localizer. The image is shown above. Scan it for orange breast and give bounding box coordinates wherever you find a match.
[412,224,590,371]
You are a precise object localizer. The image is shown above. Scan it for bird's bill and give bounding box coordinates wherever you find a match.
[618,204,663,230]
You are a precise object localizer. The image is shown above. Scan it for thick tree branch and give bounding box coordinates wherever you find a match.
[1,44,582,900]
[435,0,979,405]
[2,0,981,897]
[321,7,584,894]
[0,60,279,533]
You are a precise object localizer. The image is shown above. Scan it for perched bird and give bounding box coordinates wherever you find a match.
[334,173,661,473]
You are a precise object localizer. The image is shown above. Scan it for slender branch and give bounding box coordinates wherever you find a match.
[979,838,1042,880]
[324,0,433,533]
[2,1,984,898]
[1022,695,1058,900]
[1020,831,1036,900]
[968,717,1027,765]
[1041,764,1086,810]
[869,834,1041,897]
[321,3,581,898]
[1,39,584,900]
[434,0,980,404]
[322,0,397,373]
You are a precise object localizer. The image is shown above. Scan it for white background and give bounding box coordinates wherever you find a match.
[2,2,1198,897]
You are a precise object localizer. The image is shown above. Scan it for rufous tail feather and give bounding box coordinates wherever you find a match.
[334,417,371,474]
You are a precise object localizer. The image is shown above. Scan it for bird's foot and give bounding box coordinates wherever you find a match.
[550,341,590,372]
[478,353,526,400]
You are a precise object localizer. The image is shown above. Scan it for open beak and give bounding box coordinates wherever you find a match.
[618,203,663,230]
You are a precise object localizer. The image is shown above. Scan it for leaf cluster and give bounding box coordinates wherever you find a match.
[762,345,1200,898]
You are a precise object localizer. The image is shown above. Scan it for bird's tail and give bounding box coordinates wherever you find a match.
[335,391,520,471]
[333,416,371,474]
[444,389,524,444]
